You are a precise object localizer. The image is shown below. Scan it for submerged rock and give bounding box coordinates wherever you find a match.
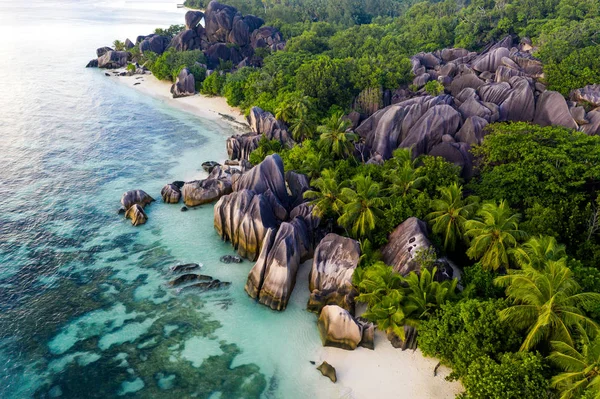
[316,362,337,383]
[169,263,201,273]
[168,273,213,287]
[317,305,362,350]
[220,255,242,264]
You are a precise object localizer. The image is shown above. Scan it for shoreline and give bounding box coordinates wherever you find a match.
[113,70,249,130]
[108,67,463,399]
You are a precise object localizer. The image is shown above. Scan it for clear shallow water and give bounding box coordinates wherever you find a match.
[0,1,343,398]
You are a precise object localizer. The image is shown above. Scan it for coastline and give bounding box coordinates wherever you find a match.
[113,71,249,129]
[108,65,464,399]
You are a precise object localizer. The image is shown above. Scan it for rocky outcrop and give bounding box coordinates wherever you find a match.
[400,104,462,156]
[161,183,182,204]
[571,84,600,107]
[96,46,113,57]
[98,51,129,69]
[317,305,363,350]
[170,68,196,98]
[226,133,262,161]
[286,171,310,208]
[533,90,578,130]
[185,10,204,30]
[232,154,290,210]
[183,166,233,207]
[121,190,155,210]
[308,234,361,314]
[125,204,147,226]
[316,362,337,383]
[244,219,310,310]
[381,217,433,275]
[140,35,170,55]
[86,59,99,68]
[214,189,278,261]
[581,110,600,136]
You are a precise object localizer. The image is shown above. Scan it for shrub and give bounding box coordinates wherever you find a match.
[200,72,226,96]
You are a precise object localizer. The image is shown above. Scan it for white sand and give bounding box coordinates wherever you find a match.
[114,71,249,128]
[317,332,463,399]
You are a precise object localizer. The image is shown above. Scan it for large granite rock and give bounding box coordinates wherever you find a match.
[170,26,207,52]
[125,204,147,226]
[121,190,155,211]
[226,133,261,161]
[533,90,578,130]
[161,183,182,204]
[317,305,362,350]
[170,67,196,98]
[286,171,310,208]
[248,107,293,145]
[183,166,233,207]
[381,217,433,275]
[399,104,462,156]
[204,1,237,43]
[581,110,600,136]
[98,51,129,69]
[455,116,489,145]
[308,234,360,313]
[214,189,278,261]
[140,35,170,55]
[244,220,307,310]
[500,76,535,122]
[185,10,204,30]
[472,47,510,73]
[232,154,290,210]
[96,46,113,57]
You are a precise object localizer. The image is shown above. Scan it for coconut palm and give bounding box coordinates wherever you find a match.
[298,152,333,181]
[495,259,600,351]
[464,200,527,271]
[317,112,358,159]
[513,235,567,270]
[387,161,428,198]
[303,169,345,218]
[289,115,316,141]
[402,267,458,324]
[427,183,479,252]
[337,175,386,239]
[274,101,295,123]
[549,331,600,399]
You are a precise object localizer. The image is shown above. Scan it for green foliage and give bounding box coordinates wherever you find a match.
[545,45,600,96]
[153,24,185,39]
[464,200,527,271]
[415,155,461,198]
[462,263,505,300]
[549,331,600,399]
[459,352,549,399]
[146,49,206,82]
[338,175,386,239]
[356,262,458,339]
[419,298,522,378]
[469,123,600,266]
[200,72,226,96]
[423,80,444,96]
[317,111,358,159]
[248,138,283,166]
[304,169,346,219]
[427,183,479,252]
[126,63,136,72]
[495,260,600,351]
[113,40,125,51]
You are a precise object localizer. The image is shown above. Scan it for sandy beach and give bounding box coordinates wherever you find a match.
[114,71,249,128]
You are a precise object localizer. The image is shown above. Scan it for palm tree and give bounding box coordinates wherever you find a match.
[299,152,333,181]
[513,235,567,270]
[303,169,345,218]
[387,161,428,198]
[274,101,295,123]
[427,183,479,252]
[317,112,358,159]
[495,259,600,351]
[464,200,527,271]
[401,267,458,325]
[289,115,316,141]
[549,331,600,399]
[337,175,386,239]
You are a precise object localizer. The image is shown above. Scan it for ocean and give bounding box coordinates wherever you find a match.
[0,1,343,397]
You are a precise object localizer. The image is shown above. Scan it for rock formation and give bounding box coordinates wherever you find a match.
[171,68,196,98]
[381,217,433,275]
[317,305,363,350]
[307,234,361,313]
[316,362,337,383]
[121,190,155,210]
[125,204,147,226]
[182,166,233,207]
[161,183,182,204]
[98,51,130,69]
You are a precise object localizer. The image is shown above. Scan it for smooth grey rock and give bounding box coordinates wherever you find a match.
[98,51,129,69]
[382,217,433,275]
[233,154,290,209]
[170,67,196,98]
[534,90,578,129]
[125,204,147,226]
[161,183,182,204]
[400,105,462,156]
[318,305,362,350]
[121,190,154,210]
[455,116,489,145]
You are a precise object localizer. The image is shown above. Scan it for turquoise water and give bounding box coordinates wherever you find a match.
[0,1,342,398]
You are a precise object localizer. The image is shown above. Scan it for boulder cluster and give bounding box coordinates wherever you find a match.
[161,165,235,207]
[352,35,600,176]
[87,0,285,92]
[120,189,155,226]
